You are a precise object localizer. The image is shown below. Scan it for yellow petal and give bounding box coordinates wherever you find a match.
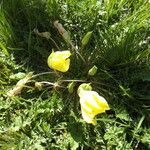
[81,98,105,116]
[80,90,109,111]
[62,58,70,72]
[81,108,97,125]
[93,94,110,110]
[50,58,70,72]
[80,98,93,113]
[52,51,71,59]
[59,51,71,59]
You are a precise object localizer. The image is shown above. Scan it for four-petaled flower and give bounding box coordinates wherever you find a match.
[47,50,71,72]
[78,84,110,125]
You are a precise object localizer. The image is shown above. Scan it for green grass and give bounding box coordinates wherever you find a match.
[0,0,150,149]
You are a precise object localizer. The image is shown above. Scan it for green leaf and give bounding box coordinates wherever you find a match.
[12,116,22,131]
[10,72,26,80]
[0,42,9,56]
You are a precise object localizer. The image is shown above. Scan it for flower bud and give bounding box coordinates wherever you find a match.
[88,65,98,76]
[67,82,75,93]
[81,31,93,46]
[35,82,43,90]
[78,83,92,95]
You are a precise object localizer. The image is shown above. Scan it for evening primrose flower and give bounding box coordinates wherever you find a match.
[78,84,110,125]
[47,50,71,72]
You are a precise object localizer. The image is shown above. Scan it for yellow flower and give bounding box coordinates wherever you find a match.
[47,50,71,72]
[78,84,110,125]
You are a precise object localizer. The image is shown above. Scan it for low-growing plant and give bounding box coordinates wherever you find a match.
[0,0,150,149]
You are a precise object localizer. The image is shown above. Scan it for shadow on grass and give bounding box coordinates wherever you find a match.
[2,0,65,72]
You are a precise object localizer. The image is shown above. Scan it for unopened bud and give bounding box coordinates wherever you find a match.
[35,82,43,90]
[81,31,93,46]
[88,65,98,76]
[78,83,92,94]
[67,82,75,93]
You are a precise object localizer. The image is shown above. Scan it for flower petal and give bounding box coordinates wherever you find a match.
[81,108,97,125]
[54,51,71,59]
